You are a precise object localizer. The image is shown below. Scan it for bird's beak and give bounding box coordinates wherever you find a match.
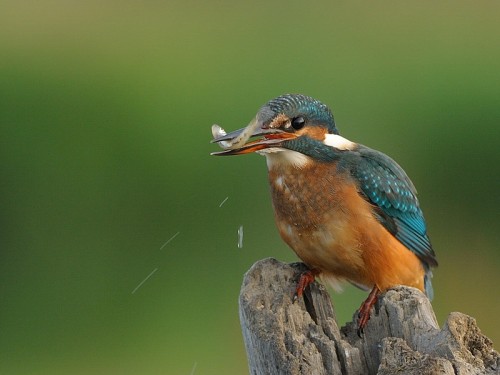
[210,119,297,156]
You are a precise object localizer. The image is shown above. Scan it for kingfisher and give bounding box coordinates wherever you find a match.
[211,94,437,332]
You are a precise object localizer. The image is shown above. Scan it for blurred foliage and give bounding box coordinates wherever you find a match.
[1,1,499,374]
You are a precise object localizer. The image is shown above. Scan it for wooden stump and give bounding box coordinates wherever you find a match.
[239,258,499,375]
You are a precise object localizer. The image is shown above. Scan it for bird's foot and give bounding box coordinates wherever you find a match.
[357,286,380,336]
[292,268,320,302]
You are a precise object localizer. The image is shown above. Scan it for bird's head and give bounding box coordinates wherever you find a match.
[211,94,356,165]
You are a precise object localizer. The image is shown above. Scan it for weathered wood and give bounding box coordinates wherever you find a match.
[239,258,499,375]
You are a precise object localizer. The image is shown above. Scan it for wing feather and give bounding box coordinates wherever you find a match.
[343,146,437,267]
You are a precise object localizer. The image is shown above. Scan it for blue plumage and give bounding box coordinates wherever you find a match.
[265,94,339,134]
[348,146,438,269]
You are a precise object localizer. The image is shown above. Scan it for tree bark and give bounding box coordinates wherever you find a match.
[239,258,499,375]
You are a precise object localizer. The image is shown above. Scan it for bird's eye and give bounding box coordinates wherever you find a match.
[291,116,305,130]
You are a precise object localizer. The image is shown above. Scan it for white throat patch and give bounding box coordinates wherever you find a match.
[256,148,310,169]
[323,134,356,150]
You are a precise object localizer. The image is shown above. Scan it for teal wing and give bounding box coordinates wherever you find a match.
[345,146,438,269]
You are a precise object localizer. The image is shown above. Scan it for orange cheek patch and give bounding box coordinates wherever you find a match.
[297,126,327,141]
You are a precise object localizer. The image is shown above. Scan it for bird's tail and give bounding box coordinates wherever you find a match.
[424,267,434,301]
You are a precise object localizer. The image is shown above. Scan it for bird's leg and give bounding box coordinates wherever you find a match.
[292,268,320,302]
[357,285,380,336]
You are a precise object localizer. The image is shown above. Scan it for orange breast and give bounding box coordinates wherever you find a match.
[268,161,425,293]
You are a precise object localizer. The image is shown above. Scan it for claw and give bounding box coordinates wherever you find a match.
[356,286,380,336]
[293,268,320,302]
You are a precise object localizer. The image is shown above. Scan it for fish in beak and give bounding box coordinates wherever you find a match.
[210,118,297,156]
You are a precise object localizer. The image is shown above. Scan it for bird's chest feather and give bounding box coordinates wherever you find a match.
[267,159,367,277]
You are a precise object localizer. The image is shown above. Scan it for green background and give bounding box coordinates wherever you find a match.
[1,1,499,374]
